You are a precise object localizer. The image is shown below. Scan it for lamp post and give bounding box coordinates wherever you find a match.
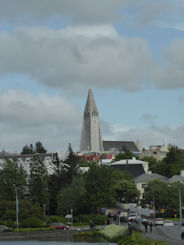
[149,187,155,222]
[13,184,19,230]
[146,186,155,221]
[71,209,73,227]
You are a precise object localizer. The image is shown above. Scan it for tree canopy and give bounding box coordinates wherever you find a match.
[21,141,47,155]
[0,159,27,201]
[29,154,49,207]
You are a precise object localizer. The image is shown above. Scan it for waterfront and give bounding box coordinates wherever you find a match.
[0,242,114,245]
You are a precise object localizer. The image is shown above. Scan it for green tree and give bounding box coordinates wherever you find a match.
[21,144,34,155]
[144,180,184,216]
[85,165,116,212]
[141,156,162,173]
[115,179,140,203]
[29,154,49,207]
[35,141,47,154]
[64,143,80,185]
[163,145,184,177]
[0,159,27,200]
[114,149,133,161]
[57,177,87,215]
[48,155,68,215]
[21,141,47,155]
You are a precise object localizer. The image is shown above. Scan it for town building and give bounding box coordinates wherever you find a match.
[0,152,58,175]
[167,170,184,184]
[80,89,103,152]
[110,157,149,178]
[134,172,168,199]
[139,145,169,161]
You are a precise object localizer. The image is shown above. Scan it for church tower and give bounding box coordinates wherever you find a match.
[80,89,103,152]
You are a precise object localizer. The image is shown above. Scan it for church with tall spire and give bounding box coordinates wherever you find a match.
[80,89,103,152]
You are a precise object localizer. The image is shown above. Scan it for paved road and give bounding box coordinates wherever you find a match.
[144,225,184,245]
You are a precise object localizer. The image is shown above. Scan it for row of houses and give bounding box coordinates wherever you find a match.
[0,145,176,201]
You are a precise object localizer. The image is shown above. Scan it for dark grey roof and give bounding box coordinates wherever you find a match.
[103,141,139,152]
[167,175,184,183]
[134,173,167,183]
[111,164,145,178]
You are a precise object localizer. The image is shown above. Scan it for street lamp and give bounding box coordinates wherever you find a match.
[149,187,155,222]
[168,185,182,226]
[13,184,19,230]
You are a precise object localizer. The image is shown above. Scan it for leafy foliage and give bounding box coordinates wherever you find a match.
[144,180,184,217]
[85,165,116,212]
[0,159,27,200]
[21,141,47,155]
[29,154,49,207]
[63,143,80,185]
[114,149,133,161]
[57,177,87,215]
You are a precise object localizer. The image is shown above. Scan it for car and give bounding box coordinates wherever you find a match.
[164,220,174,226]
[120,211,128,222]
[50,222,69,230]
[154,218,164,226]
[128,213,140,221]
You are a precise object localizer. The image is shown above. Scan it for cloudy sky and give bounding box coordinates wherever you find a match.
[1,0,184,152]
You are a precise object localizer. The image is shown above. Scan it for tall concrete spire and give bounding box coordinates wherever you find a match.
[80,89,103,152]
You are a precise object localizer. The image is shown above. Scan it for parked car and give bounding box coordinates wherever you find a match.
[164,220,174,226]
[120,211,128,222]
[154,218,164,226]
[50,222,69,230]
[128,213,140,221]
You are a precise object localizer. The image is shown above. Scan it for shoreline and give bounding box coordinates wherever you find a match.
[0,229,82,241]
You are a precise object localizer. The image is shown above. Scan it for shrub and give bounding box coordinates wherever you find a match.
[82,214,107,225]
[4,219,14,228]
[21,217,44,228]
[118,232,170,245]
[47,215,66,225]
[99,224,127,240]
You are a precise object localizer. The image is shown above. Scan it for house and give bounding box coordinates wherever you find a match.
[139,145,169,161]
[167,170,184,184]
[134,172,168,199]
[110,158,149,178]
[0,152,58,175]
[99,154,115,165]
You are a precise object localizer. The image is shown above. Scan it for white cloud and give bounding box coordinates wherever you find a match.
[0,0,126,24]
[102,121,184,149]
[0,25,155,93]
[154,38,184,89]
[0,90,82,152]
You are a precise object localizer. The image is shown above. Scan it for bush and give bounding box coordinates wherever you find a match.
[118,232,170,245]
[21,217,45,228]
[99,224,127,240]
[82,214,107,225]
[47,215,66,225]
[4,219,14,228]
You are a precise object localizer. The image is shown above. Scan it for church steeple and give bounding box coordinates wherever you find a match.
[80,89,103,152]
[84,88,98,116]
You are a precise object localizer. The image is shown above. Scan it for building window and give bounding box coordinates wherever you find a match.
[142,184,147,188]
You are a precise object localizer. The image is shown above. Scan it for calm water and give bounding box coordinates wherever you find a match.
[0,242,114,245]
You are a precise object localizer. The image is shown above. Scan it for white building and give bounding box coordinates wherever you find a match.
[0,152,58,175]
